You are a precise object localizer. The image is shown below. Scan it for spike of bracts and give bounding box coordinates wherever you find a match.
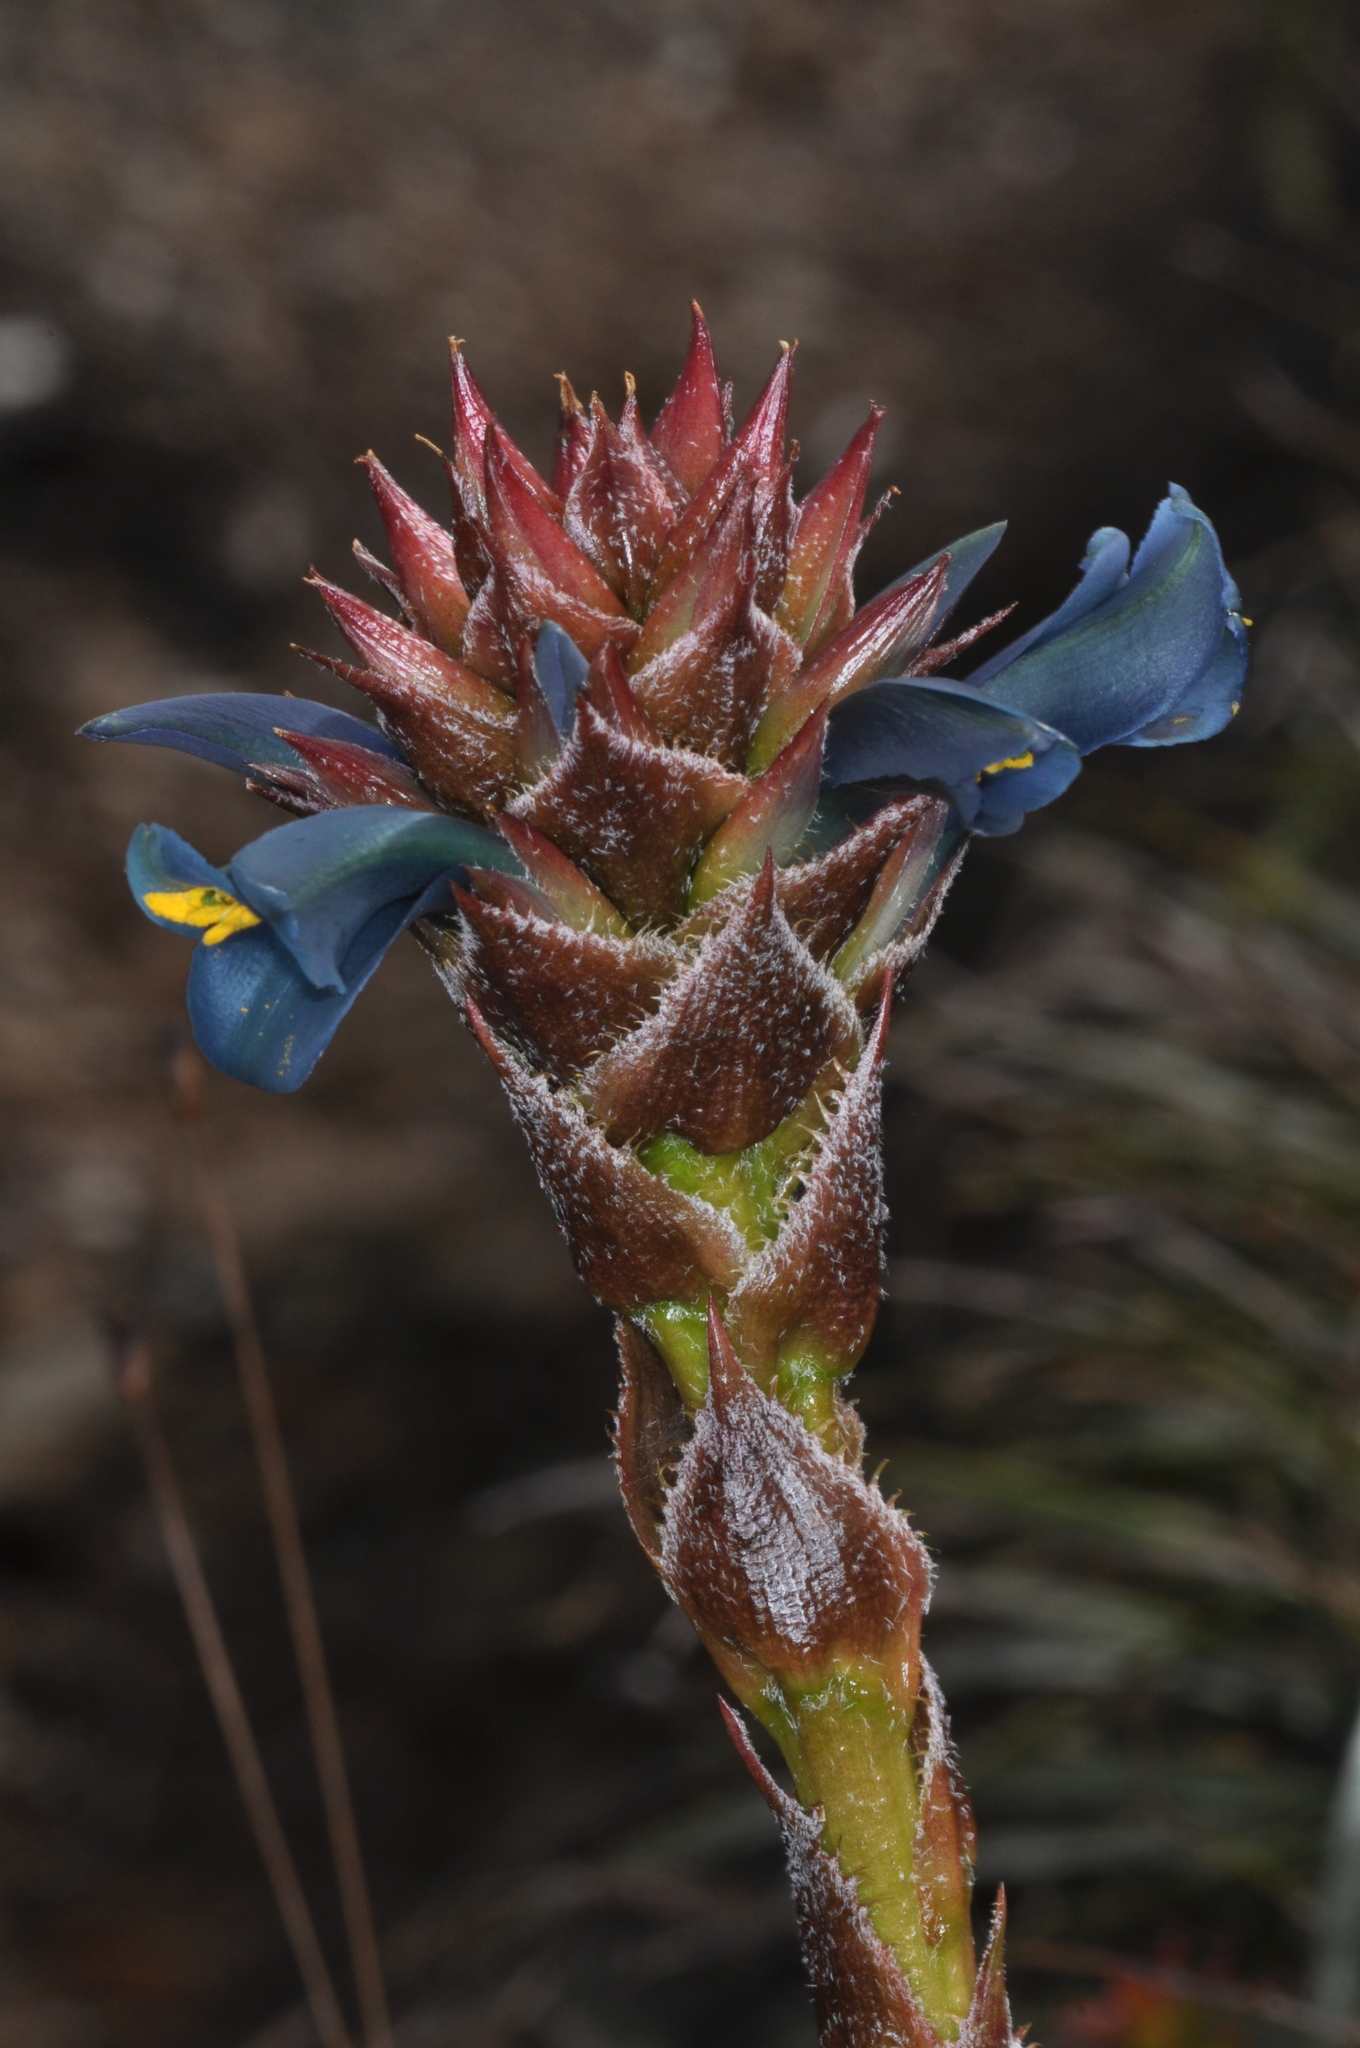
[303,312,1004,2041]
[297,316,962,2035]
[90,307,1251,2047]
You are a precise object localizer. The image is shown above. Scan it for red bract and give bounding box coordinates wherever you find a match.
[564,391,679,614]
[251,729,435,816]
[751,556,950,769]
[776,405,886,654]
[650,303,726,496]
[359,453,470,654]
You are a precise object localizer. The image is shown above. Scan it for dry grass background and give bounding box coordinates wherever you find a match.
[0,2,1350,2044]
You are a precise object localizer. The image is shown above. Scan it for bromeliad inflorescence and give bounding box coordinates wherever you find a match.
[85,308,1247,2048]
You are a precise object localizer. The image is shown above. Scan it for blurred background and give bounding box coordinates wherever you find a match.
[4,1,1360,2044]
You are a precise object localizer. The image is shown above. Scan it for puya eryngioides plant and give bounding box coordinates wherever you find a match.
[84,308,1248,2048]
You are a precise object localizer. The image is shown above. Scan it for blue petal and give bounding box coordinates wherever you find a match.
[224,806,521,992]
[533,622,590,733]
[126,824,236,929]
[968,526,1130,687]
[966,488,1242,753]
[185,917,399,1094]
[824,677,1082,835]
[128,807,527,1090]
[1126,614,1249,746]
[81,693,404,773]
[887,522,1008,626]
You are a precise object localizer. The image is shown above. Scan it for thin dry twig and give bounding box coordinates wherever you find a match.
[171,1046,395,2048]
[1012,1937,1360,2046]
[110,1327,354,2048]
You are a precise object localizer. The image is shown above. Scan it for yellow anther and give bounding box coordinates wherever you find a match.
[1230,700,1241,715]
[142,885,261,946]
[977,750,1034,778]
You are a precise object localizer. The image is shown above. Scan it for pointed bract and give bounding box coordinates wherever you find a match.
[723,1705,946,2048]
[613,1317,690,1564]
[661,1305,931,1683]
[727,985,890,1384]
[295,644,516,818]
[582,856,858,1152]
[752,559,950,770]
[651,303,727,497]
[777,408,884,653]
[904,606,1017,679]
[564,395,678,614]
[629,480,789,764]
[457,893,673,1081]
[552,374,592,499]
[733,342,795,479]
[484,427,631,621]
[776,797,948,962]
[308,574,508,712]
[467,1001,745,1309]
[360,453,471,654]
[648,443,746,600]
[909,1663,977,1956]
[583,642,661,745]
[961,1895,1018,2048]
[690,706,826,905]
[495,813,632,935]
[510,701,745,925]
[253,729,436,815]
[832,809,954,989]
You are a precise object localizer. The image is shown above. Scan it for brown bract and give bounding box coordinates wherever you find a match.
[466,1003,746,1311]
[723,1707,1018,2048]
[910,1663,979,1957]
[456,891,676,1083]
[723,1703,942,2048]
[627,477,795,765]
[726,985,890,1380]
[249,730,436,817]
[360,452,471,653]
[581,857,859,1152]
[612,1317,690,1566]
[294,645,517,818]
[565,393,680,614]
[509,702,745,925]
[660,1309,931,1686]
[776,797,949,962]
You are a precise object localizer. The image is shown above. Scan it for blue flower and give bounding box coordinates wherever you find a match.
[823,487,1248,833]
[80,626,585,769]
[81,692,404,774]
[87,490,1247,1089]
[822,680,1081,836]
[129,807,519,1092]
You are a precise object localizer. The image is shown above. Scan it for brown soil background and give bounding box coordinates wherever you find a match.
[0,3,1343,2044]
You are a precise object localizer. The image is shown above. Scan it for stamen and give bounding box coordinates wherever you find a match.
[978,750,1034,777]
[142,886,262,945]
